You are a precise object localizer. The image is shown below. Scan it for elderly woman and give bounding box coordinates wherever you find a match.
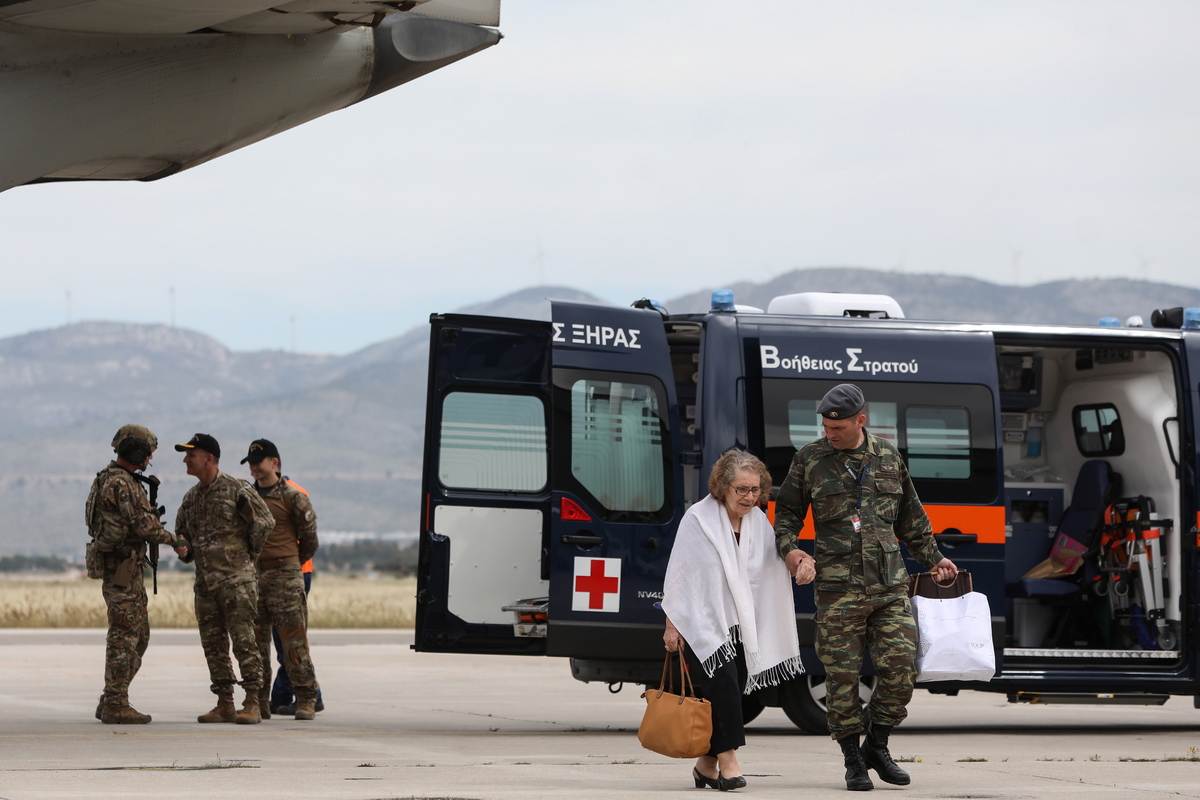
[662,449,803,791]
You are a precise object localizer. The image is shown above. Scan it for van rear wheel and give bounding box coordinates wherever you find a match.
[741,694,765,724]
[779,675,877,735]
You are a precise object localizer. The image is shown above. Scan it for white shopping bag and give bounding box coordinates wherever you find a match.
[911,591,996,683]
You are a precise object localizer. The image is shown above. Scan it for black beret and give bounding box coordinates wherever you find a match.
[817,384,865,419]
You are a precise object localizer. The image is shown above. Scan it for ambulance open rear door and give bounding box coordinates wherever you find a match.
[543,301,683,665]
[415,303,682,660]
[415,314,554,655]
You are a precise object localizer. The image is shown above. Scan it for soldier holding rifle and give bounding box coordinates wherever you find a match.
[85,424,185,724]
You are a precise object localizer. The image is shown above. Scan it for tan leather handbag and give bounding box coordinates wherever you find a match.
[637,653,713,758]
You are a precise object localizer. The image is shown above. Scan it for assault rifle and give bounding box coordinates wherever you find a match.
[132,473,165,595]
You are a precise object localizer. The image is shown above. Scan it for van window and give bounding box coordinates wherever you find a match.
[438,392,547,491]
[788,400,898,447]
[761,380,997,504]
[553,369,673,522]
[905,406,971,479]
[1073,404,1125,456]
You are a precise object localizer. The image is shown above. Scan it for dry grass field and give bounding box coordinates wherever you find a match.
[0,572,416,628]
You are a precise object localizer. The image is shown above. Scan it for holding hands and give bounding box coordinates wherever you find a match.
[785,549,816,586]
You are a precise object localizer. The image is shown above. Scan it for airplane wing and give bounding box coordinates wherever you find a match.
[0,0,501,192]
[0,0,500,33]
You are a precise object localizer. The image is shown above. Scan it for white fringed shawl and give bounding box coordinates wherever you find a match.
[661,494,803,693]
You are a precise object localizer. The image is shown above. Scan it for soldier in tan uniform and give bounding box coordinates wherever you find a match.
[173,433,275,725]
[85,424,184,724]
[775,384,957,791]
[241,439,321,721]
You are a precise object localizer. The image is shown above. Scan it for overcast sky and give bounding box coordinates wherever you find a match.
[3,1,1199,354]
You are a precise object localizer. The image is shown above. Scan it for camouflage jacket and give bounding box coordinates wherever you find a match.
[176,471,274,591]
[774,430,944,594]
[85,463,176,557]
[256,478,319,565]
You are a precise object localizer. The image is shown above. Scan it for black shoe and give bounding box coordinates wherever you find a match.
[693,767,719,789]
[314,698,324,713]
[861,722,910,786]
[717,773,747,791]
[273,702,297,716]
[838,734,874,791]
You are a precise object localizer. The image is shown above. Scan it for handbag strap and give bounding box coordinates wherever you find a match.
[677,653,698,701]
[656,652,675,698]
[656,651,700,701]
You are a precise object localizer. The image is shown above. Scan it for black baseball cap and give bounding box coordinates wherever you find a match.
[174,433,221,459]
[241,439,281,465]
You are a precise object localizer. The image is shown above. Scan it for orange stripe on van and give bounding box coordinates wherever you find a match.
[764,501,814,538]
[925,504,1006,544]
[766,501,1005,543]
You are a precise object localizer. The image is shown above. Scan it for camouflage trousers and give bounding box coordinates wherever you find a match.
[101,561,149,700]
[194,580,262,695]
[815,588,916,740]
[256,563,319,700]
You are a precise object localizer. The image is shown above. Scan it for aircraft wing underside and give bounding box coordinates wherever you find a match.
[0,0,499,33]
[0,0,501,192]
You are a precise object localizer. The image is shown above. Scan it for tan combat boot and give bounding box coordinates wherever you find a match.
[234,691,261,725]
[197,692,237,723]
[258,689,272,720]
[101,696,151,725]
[294,694,316,721]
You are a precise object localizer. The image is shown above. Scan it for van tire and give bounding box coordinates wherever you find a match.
[779,676,877,735]
[741,694,765,724]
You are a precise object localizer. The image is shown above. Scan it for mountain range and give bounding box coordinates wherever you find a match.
[4,270,1199,557]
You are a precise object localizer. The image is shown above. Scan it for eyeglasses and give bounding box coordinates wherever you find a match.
[732,485,762,496]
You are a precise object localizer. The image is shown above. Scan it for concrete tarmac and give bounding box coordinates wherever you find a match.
[1,629,1199,799]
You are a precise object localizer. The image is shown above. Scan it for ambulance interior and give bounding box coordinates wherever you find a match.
[994,340,1182,663]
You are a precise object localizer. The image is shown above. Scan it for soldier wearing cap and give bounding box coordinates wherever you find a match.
[241,438,322,721]
[774,384,957,791]
[85,424,185,724]
[173,433,275,724]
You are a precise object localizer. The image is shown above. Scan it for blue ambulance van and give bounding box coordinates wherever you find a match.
[414,291,1200,732]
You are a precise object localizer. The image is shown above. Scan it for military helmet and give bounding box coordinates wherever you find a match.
[112,424,158,461]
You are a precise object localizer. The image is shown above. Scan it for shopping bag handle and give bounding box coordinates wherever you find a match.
[908,570,973,598]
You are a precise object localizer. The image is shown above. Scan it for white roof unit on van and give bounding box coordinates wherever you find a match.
[766,292,905,319]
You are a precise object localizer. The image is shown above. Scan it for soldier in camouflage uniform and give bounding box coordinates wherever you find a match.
[241,439,321,721]
[86,424,184,724]
[173,433,275,725]
[774,384,957,791]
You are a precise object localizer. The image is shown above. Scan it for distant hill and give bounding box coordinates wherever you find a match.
[664,269,1200,324]
[0,286,602,556]
[3,271,1198,557]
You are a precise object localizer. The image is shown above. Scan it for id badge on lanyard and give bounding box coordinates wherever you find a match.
[846,461,868,532]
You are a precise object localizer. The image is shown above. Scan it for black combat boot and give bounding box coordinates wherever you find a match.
[838,734,874,791]
[861,721,910,785]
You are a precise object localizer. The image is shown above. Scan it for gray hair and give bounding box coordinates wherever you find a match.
[708,448,772,500]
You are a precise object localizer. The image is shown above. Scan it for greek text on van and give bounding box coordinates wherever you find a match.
[553,322,641,349]
[759,346,919,376]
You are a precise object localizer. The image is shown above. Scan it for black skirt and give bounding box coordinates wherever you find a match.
[682,641,748,756]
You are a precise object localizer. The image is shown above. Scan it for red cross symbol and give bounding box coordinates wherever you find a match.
[575,558,619,610]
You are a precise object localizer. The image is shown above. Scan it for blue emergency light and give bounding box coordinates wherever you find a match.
[711,290,736,312]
